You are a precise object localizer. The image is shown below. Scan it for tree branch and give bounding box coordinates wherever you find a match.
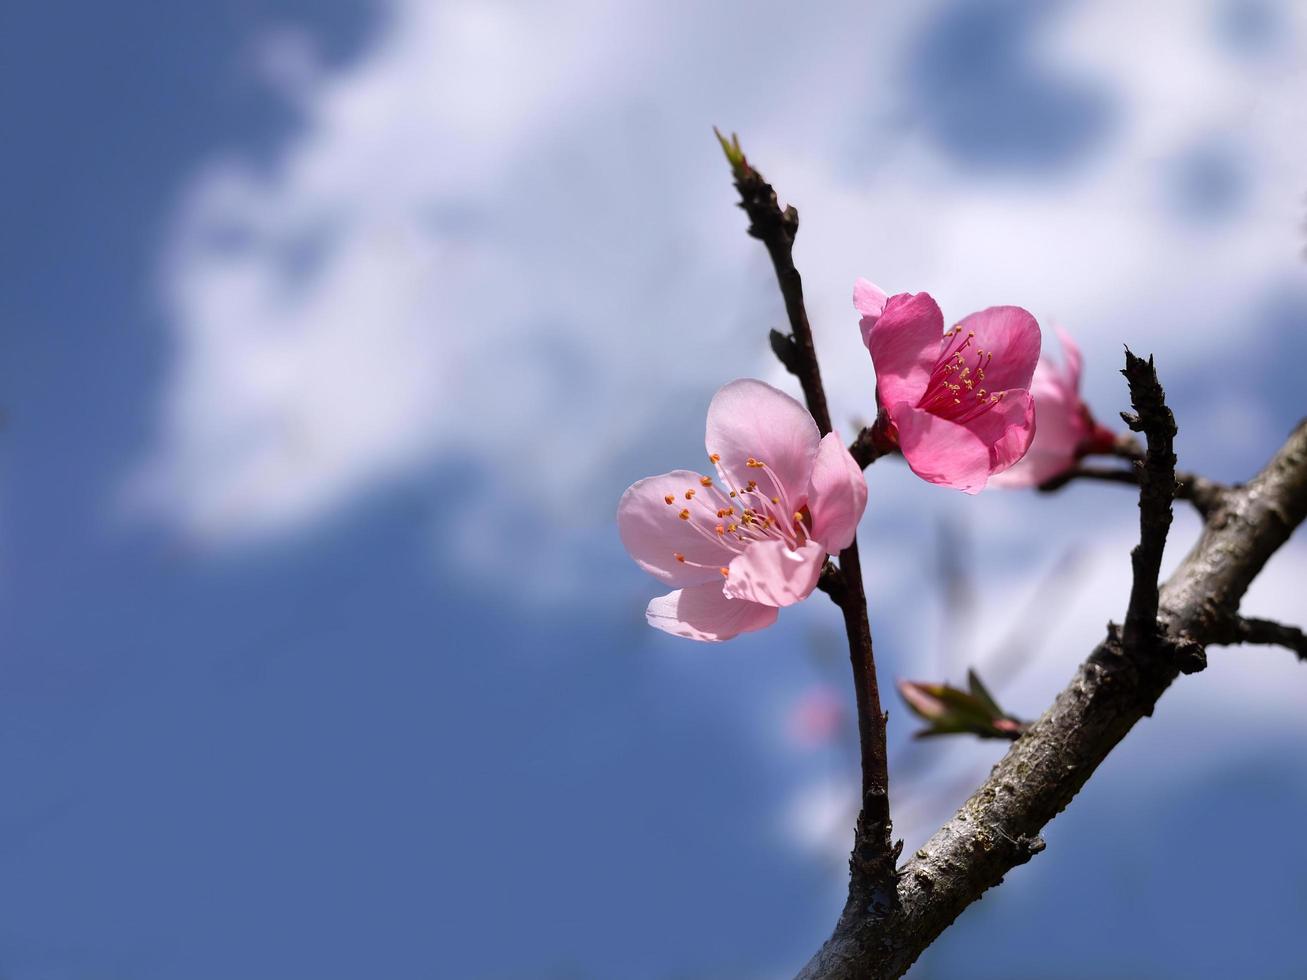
[1036,463,1228,517]
[797,389,1307,978]
[719,132,896,888]
[848,421,898,470]
[1120,349,1177,655]
[1209,616,1307,662]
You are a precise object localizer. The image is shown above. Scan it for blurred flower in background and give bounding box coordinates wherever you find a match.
[991,326,1119,488]
[788,686,848,748]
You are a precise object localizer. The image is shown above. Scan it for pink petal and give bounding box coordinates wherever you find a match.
[853,277,889,319]
[864,292,945,409]
[989,390,1082,487]
[722,539,826,607]
[891,402,992,494]
[806,432,868,552]
[990,446,1072,488]
[1030,357,1074,404]
[978,390,1037,475]
[1054,325,1083,391]
[646,583,779,642]
[617,470,735,586]
[953,306,1041,392]
[704,379,820,497]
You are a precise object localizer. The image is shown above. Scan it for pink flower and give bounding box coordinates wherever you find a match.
[617,379,868,642]
[854,278,1042,493]
[991,327,1117,488]
[788,686,847,746]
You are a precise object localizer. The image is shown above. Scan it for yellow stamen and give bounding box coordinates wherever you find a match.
[678,508,690,521]
[684,488,696,499]
[709,453,720,463]
[674,553,685,563]
[719,566,730,578]
[664,494,675,505]
[699,475,713,487]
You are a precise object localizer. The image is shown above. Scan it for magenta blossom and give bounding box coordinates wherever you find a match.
[991,326,1116,488]
[855,278,1042,493]
[618,379,867,642]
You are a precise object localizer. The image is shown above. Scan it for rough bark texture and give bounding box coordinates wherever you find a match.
[797,417,1307,979]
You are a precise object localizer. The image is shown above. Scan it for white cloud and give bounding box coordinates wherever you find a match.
[131,0,1307,604]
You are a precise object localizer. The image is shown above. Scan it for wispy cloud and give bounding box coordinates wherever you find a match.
[130,0,1306,606]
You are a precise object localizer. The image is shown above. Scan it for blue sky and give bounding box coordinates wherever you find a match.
[2,1,1306,977]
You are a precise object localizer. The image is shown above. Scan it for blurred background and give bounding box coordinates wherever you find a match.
[2,0,1306,977]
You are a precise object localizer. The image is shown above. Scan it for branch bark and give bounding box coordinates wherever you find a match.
[1119,349,1176,655]
[720,134,897,889]
[1036,463,1228,517]
[1209,615,1307,662]
[797,389,1307,978]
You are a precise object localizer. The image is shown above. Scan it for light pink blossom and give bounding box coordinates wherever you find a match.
[855,278,1042,493]
[991,326,1116,488]
[618,379,868,642]
[788,686,847,746]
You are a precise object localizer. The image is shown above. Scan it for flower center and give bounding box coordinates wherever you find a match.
[663,452,809,570]
[917,327,1007,423]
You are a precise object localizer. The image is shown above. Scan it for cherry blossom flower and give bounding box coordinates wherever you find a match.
[991,326,1117,488]
[617,379,867,642]
[855,278,1042,493]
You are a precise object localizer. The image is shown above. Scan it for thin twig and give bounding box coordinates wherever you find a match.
[1120,348,1177,655]
[720,133,830,434]
[1037,463,1228,517]
[719,131,895,889]
[849,422,898,470]
[1209,616,1307,662]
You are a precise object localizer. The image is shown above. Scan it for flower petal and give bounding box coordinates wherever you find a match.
[853,277,889,320]
[953,306,1041,393]
[617,470,735,586]
[1054,324,1083,391]
[990,389,1081,488]
[979,390,1037,475]
[806,432,868,552]
[646,583,779,642]
[864,292,944,409]
[704,379,820,496]
[891,402,992,494]
[722,539,826,607]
